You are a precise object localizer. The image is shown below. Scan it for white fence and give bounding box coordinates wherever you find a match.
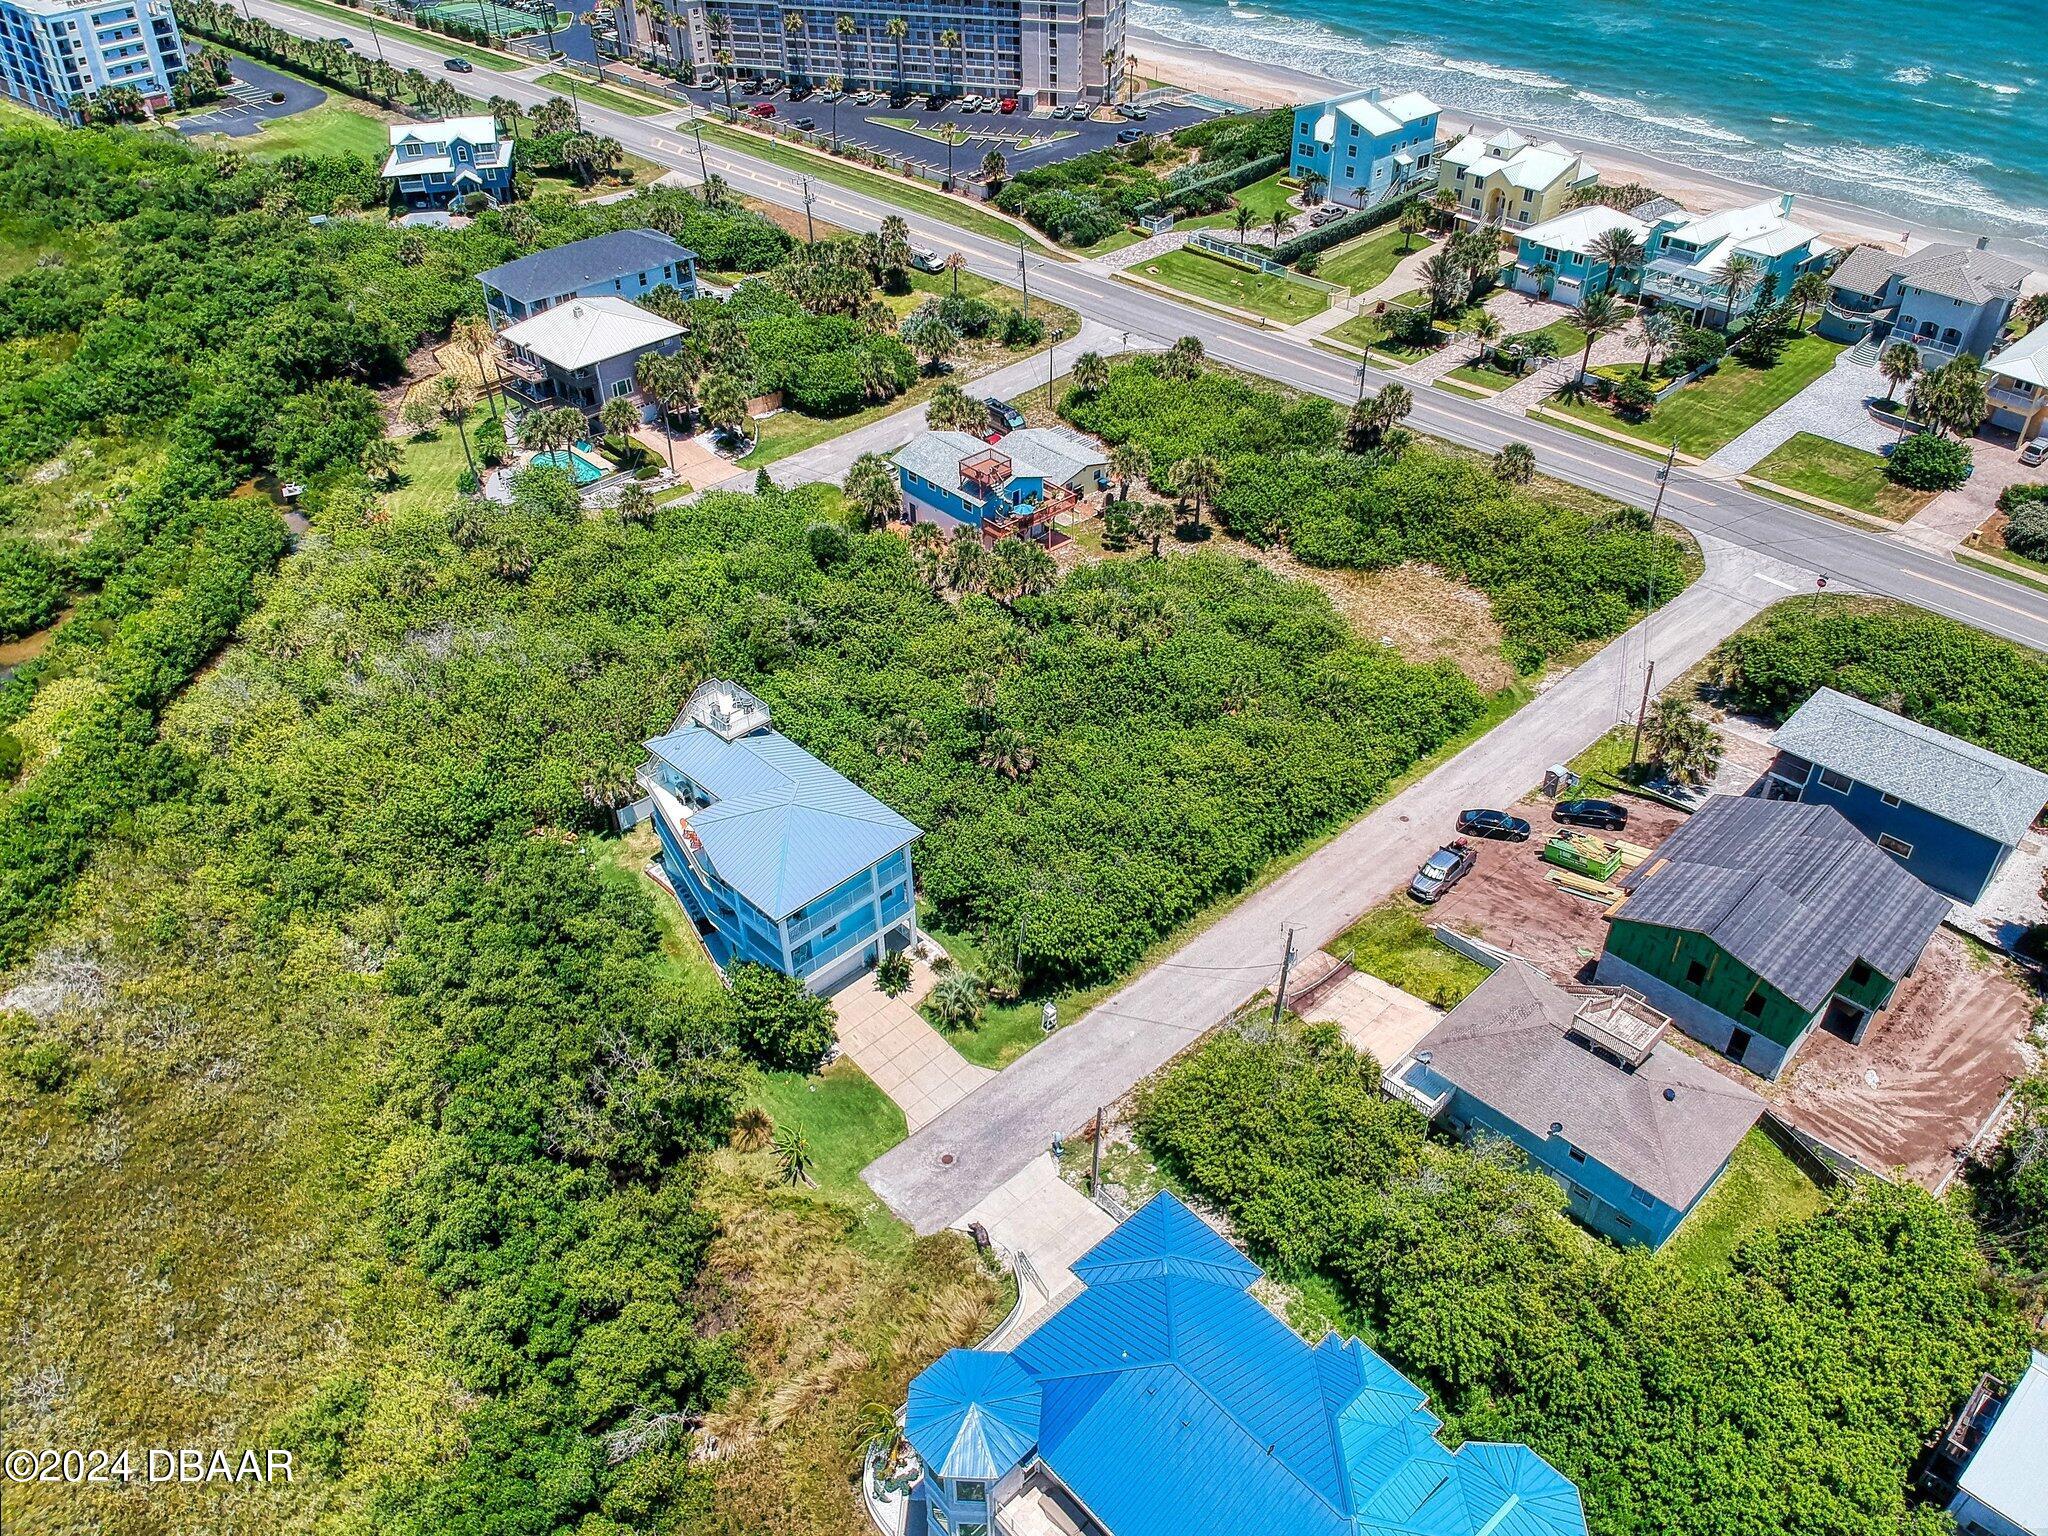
[1183,231,1345,296]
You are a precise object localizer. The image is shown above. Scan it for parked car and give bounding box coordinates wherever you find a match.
[1310,206,1345,226]
[1124,106,1148,120]
[1553,799,1629,831]
[1408,841,1477,904]
[999,96,1017,113]
[1116,127,1143,144]
[819,88,843,102]
[1456,809,1531,842]
[923,94,947,111]
[794,115,816,130]
[986,397,1027,433]
[444,56,473,72]
[749,102,775,117]
[787,85,811,101]
[2022,435,2048,467]
[910,247,946,273]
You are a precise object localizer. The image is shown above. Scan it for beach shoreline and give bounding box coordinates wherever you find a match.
[1128,23,2046,267]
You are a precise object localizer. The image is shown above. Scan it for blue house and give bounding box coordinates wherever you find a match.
[1511,205,1655,309]
[899,1191,1588,1536]
[892,427,1105,539]
[380,116,514,210]
[1767,687,2048,905]
[479,228,701,332]
[636,679,919,993]
[1387,959,1762,1248]
[1637,195,1834,323]
[1289,87,1440,210]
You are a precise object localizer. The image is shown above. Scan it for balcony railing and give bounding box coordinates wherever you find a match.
[1990,384,2040,410]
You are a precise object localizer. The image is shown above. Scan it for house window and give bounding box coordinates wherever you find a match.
[1742,989,1766,1017]
[1879,791,1901,807]
[1877,833,1914,858]
[1566,1145,1586,1165]
[954,1481,987,1504]
[1848,960,1873,987]
[1685,959,1707,986]
[1817,767,1852,793]
[1630,1186,1655,1209]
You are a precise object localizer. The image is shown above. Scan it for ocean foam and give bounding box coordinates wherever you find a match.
[1888,65,1931,84]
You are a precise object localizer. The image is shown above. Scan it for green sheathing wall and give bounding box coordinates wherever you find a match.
[1830,957,1899,1014]
[1603,919,1810,1048]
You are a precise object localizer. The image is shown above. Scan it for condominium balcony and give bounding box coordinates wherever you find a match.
[1990,384,2040,410]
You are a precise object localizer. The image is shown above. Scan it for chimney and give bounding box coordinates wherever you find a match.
[1778,193,1794,217]
[1977,234,1991,251]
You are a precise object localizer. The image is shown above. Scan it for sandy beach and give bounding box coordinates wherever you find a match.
[1128,23,2044,267]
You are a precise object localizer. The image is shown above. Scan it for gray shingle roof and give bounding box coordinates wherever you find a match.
[478,229,697,304]
[1770,687,2048,847]
[1410,960,1762,1209]
[1825,244,1900,301]
[1826,241,2031,307]
[1612,797,1947,1012]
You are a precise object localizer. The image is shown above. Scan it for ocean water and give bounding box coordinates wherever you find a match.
[1130,0,2048,253]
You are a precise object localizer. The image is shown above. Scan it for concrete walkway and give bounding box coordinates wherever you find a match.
[864,533,1814,1233]
[831,961,992,1132]
[1706,353,1892,472]
[958,1154,1115,1335]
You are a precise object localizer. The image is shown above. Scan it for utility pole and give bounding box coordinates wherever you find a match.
[1355,356,1369,405]
[800,176,815,243]
[1270,926,1297,1032]
[1629,659,1656,769]
[690,115,710,190]
[1046,325,1065,401]
[1017,235,1030,318]
[1090,1106,1104,1197]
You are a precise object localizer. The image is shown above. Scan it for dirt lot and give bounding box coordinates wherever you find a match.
[1420,780,2039,1189]
[1423,790,1691,979]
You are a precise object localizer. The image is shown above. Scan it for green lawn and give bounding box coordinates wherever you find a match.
[1514,315,1591,359]
[692,116,1060,254]
[1179,171,1297,232]
[1446,363,1508,393]
[1564,725,1655,797]
[1665,1127,1828,1278]
[1313,226,1419,294]
[268,0,520,66]
[1324,311,1432,361]
[1079,227,1143,258]
[1551,331,1846,458]
[1748,432,1930,521]
[533,71,669,116]
[1131,247,1328,324]
[189,96,391,159]
[750,1059,907,1196]
[585,826,727,1007]
[529,147,668,200]
[382,426,485,515]
[1325,900,1492,1012]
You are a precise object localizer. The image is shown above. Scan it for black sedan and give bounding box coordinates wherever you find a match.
[1456,808,1531,842]
[1408,841,1477,904]
[1553,798,1629,831]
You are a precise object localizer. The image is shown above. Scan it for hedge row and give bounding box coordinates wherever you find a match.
[1272,194,1417,267]
[1135,151,1288,220]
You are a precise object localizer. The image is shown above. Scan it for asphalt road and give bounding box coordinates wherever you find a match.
[246,0,2048,657]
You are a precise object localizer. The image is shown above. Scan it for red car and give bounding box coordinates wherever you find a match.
[998,97,1017,114]
[749,102,775,117]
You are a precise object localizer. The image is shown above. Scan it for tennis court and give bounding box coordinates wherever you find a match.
[416,1,563,36]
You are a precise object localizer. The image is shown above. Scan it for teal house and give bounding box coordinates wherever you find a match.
[1388,958,1763,1248]
[635,679,919,994]
[891,427,1104,541]
[895,1191,1587,1536]
[1288,87,1440,210]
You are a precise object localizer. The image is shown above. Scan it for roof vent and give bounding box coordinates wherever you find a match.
[1663,1087,1676,1102]
[571,304,584,318]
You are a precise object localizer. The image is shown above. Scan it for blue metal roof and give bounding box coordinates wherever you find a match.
[904,1193,1588,1536]
[644,722,919,919]
[905,1351,1042,1481]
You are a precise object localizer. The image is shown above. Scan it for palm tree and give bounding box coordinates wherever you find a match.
[1071,350,1109,396]
[992,536,1056,600]
[1588,225,1645,298]
[1108,439,1149,501]
[926,381,984,433]
[1161,335,1204,381]
[1300,170,1325,207]
[1491,441,1535,485]
[943,530,988,592]
[1172,453,1222,532]
[1130,498,1172,557]
[579,12,609,80]
[980,147,1006,187]
[873,712,929,763]
[1789,270,1830,330]
[1531,260,1556,300]
[1880,341,1919,407]
[615,483,657,526]
[772,1124,814,1186]
[1644,698,1721,784]
[937,27,960,98]
[1719,253,1761,324]
[1233,205,1254,247]
[360,435,403,488]
[1574,290,1623,387]
[1398,202,1426,252]
[844,451,900,527]
[599,393,641,453]
[834,11,857,85]
[976,726,1036,779]
[700,370,752,447]
[434,374,478,479]
[1267,208,1288,249]
[927,969,984,1028]
[782,9,805,86]
[451,313,501,420]
[944,249,968,297]
[1636,308,1680,379]
[885,15,908,89]
[1471,310,1502,369]
[1422,248,1470,319]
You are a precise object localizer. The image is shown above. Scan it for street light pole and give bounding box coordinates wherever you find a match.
[800,176,815,243]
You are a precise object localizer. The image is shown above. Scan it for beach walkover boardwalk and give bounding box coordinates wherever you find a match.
[863,534,1810,1233]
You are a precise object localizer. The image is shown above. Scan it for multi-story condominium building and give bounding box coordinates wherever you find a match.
[1288,86,1439,210]
[613,0,1124,107]
[1437,126,1596,230]
[381,115,514,209]
[636,679,921,993]
[1818,236,2030,365]
[896,1191,1589,1536]
[478,229,700,332]
[0,0,186,120]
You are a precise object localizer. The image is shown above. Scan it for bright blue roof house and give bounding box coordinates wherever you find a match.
[636,679,919,993]
[1288,87,1440,212]
[896,1191,1588,1536]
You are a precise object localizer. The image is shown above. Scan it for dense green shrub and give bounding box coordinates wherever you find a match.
[711,281,916,415]
[1998,481,2048,516]
[1969,1069,2048,1276]
[1712,595,2048,767]
[1885,431,1973,490]
[0,539,64,640]
[1137,1027,2031,1536]
[1662,326,1728,376]
[1062,359,1691,668]
[2002,497,2048,559]
[728,962,836,1072]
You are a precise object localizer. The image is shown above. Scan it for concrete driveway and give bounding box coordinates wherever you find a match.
[958,1154,1114,1333]
[1300,969,1442,1069]
[863,533,1812,1233]
[830,960,992,1132]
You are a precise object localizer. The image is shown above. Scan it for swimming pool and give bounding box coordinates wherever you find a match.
[532,441,608,485]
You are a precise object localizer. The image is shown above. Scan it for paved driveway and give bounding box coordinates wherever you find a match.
[830,963,992,1132]
[1300,970,1441,1068]
[863,534,1813,1233]
[959,1154,1114,1333]
[1708,353,1892,472]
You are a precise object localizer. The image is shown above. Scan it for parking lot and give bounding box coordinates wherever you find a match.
[171,57,325,138]
[671,80,1213,178]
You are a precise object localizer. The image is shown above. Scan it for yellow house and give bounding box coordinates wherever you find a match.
[1438,128,1598,231]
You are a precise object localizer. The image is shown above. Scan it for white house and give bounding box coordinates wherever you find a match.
[1949,1350,2048,1536]
[1988,325,2048,442]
